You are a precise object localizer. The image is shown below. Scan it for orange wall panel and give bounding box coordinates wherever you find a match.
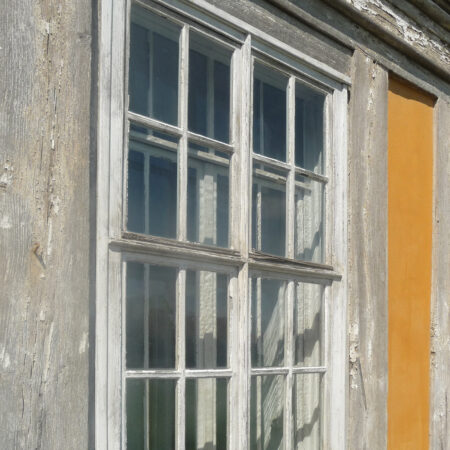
[388,78,434,450]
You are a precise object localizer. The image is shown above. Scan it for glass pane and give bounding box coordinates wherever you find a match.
[252,163,286,257]
[126,378,176,450]
[295,83,325,174]
[186,270,228,369]
[126,262,177,369]
[253,63,288,162]
[189,32,232,143]
[293,374,322,449]
[127,128,178,239]
[186,378,228,450]
[294,175,324,263]
[187,146,230,247]
[251,278,286,368]
[251,375,284,450]
[129,6,180,125]
[295,283,324,367]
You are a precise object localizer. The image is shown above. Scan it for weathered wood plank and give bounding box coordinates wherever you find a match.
[0,0,93,448]
[430,98,450,450]
[347,49,388,450]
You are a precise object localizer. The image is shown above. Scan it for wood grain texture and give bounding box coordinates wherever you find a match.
[347,49,388,450]
[430,98,450,450]
[0,0,93,448]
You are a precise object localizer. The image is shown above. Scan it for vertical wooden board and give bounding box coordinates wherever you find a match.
[430,98,450,450]
[0,0,93,448]
[388,77,434,450]
[347,49,388,449]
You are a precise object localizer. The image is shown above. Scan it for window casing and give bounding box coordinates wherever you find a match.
[96,1,349,449]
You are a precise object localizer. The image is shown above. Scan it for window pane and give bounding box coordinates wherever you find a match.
[187,145,230,247]
[294,175,324,263]
[251,375,284,450]
[252,164,286,257]
[186,378,228,450]
[127,127,178,239]
[126,262,177,369]
[293,374,322,449]
[186,270,228,369]
[251,278,286,368]
[126,379,176,450]
[295,83,325,173]
[189,32,232,143]
[253,63,288,162]
[295,283,323,367]
[129,6,180,125]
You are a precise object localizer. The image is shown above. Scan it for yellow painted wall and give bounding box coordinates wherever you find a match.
[388,78,434,449]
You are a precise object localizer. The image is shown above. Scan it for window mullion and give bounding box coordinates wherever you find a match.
[176,268,186,450]
[177,24,189,242]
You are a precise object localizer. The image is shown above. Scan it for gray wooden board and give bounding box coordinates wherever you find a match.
[347,49,388,450]
[204,0,353,76]
[0,0,93,448]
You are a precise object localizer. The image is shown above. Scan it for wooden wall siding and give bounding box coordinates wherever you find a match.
[388,78,434,450]
[0,0,93,448]
[204,0,353,76]
[430,98,450,450]
[347,49,388,450]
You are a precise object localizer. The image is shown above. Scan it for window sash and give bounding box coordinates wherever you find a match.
[96,1,349,449]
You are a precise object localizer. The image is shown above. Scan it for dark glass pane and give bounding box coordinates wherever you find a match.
[127,128,178,238]
[128,150,145,234]
[295,83,325,173]
[129,6,180,125]
[251,375,284,450]
[251,278,286,368]
[126,262,145,368]
[252,164,286,257]
[186,378,228,450]
[126,379,176,450]
[126,263,177,369]
[253,63,287,162]
[188,32,231,143]
[187,146,230,247]
[186,270,228,369]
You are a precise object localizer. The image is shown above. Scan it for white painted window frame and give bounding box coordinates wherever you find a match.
[96,0,349,449]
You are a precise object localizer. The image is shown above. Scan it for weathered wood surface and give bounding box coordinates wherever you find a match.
[0,0,93,448]
[347,49,388,450]
[430,98,450,450]
[205,0,353,76]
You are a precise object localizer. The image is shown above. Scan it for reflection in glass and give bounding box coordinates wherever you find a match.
[295,283,323,367]
[295,83,325,173]
[252,164,286,257]
[186,270,228,369]
[186,378,228,450]
[129,6,180,125]
[294,175,324,263]
[251,278,286,368]
[126,262,177,369]
[253,63,288,162]
[189,32,232,143]
[127,128,178,238]
[293,374,322,449]
[251,375,284,450]
[126,378,176,450]
[187,146,229,247]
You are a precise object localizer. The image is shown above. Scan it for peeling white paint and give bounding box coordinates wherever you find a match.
[78,332,88,354]
[0,347,10,369]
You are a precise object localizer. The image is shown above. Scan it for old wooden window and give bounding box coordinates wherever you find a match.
[97,1,349,449]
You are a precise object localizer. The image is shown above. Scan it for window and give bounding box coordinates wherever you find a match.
[96,1,349,449]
